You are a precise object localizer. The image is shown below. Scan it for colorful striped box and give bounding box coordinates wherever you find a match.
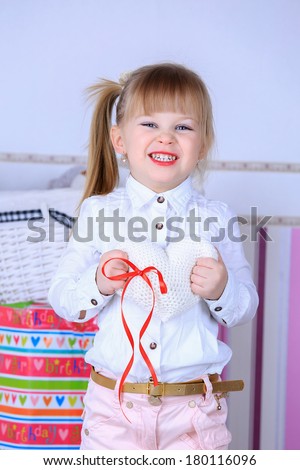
[0,302,98,449]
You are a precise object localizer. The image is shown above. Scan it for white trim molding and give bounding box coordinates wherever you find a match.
[1,152,300,173]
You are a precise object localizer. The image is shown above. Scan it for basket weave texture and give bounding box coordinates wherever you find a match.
[0,188,81,304]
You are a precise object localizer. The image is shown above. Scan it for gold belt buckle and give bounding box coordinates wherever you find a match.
[147,377,164,406]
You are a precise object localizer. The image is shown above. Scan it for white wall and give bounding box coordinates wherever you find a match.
[0,1,299,206]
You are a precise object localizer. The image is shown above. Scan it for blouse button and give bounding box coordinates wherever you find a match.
[214,306,222,312]
[155,222,164,230]
[84,428,89,436]
[91,299,98,306]
[157,196,165,203]
[150,342,157,350]
[79,310,86,319]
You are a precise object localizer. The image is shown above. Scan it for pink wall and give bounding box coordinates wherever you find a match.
[285,228,300,449]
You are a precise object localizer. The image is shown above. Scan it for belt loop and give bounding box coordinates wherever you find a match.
[114,377,122,402]
[202,374,213,399]
[114,377,133,424]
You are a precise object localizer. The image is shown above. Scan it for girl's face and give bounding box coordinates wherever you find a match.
[111,111,204,193]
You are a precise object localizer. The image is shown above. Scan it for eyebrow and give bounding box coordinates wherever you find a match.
[135,114,198,122]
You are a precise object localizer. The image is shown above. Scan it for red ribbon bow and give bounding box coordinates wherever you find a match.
[101,257,168,418]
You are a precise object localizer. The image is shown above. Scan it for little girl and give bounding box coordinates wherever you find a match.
[48,62,258,450]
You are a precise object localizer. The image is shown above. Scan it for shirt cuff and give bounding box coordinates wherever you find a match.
[204,270,237,326]
[75,263,114,321]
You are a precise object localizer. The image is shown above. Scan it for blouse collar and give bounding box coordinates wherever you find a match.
[126,174,193,215]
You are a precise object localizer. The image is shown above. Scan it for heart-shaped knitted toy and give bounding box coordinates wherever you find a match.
[113,237,218,322]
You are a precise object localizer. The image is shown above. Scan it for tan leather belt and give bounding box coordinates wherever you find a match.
[91,368,244,397]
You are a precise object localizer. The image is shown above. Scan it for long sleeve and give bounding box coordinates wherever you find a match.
[204,204,259,327]
[48,197,113,322]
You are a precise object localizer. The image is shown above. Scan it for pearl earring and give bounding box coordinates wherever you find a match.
[120,153,128,164]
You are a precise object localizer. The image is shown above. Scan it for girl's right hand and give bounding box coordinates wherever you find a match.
[96,250,129,296]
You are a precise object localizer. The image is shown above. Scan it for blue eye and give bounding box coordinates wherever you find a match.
[141,122,157,128]
[176,125,192,131]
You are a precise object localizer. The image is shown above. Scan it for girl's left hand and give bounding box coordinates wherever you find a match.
[190,250,228,301]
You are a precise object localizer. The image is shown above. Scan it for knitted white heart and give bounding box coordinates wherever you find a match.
[113,237,218,322]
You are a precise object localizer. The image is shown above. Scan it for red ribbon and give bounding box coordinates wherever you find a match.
[101,257,167,418]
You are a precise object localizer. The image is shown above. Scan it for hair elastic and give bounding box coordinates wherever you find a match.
[119,70,132,87]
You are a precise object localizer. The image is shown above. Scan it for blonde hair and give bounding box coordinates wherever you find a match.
[81,62,214,204]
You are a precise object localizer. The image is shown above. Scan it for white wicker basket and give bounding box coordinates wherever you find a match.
[0,188,81,304]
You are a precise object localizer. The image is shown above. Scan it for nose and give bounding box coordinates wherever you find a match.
[157,131,174,145]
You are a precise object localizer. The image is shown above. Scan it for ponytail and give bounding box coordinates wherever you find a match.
[80,80,122,206]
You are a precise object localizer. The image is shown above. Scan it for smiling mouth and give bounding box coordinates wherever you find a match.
[149,153,178,162]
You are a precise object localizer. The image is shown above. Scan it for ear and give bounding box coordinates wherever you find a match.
[110,125,126,155]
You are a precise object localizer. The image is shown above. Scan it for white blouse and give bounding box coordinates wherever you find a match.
[48,175,258,383]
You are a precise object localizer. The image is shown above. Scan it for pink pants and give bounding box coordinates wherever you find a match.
[80,375,232,450]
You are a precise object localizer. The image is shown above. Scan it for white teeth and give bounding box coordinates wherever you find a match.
[150,153,177,162]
